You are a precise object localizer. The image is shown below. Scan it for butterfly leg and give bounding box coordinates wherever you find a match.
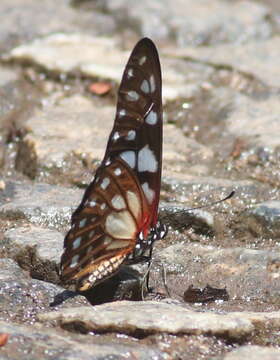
[143,221,168,294]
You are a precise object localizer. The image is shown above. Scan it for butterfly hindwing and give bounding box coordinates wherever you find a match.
[60,38,163,291]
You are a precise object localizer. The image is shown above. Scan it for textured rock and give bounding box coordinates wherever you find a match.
[162,175,261,207]
[0,0,116,52]
[15,94,115,177]
[168,37,280,88]
[226,94,280,149]
[243,201,280,238]
[0,320,165,360]
[7,33,213,103]
[0,258,88,324]
[163,124,214,177]
[157,243,280,303]
[0,181,82,229]
[38,300,254,340]
[15,94,211,179]
[0,1,280,358]
[3,226,64,283]
[224,345,280,360]
[160,203,214,235]
[97,0,275,45]
[0,66,18,86]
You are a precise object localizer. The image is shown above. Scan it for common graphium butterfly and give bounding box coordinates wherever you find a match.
[60,38,167,292]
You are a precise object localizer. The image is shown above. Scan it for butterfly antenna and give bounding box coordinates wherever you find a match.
[186,190,235,212]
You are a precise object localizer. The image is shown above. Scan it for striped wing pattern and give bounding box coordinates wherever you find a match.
[60,38,163,291]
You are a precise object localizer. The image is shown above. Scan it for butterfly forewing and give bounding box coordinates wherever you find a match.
[104,38,162,230]
[60,38,163,291]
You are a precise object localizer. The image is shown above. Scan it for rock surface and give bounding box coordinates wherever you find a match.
[39,300,255,340]
[0,320,165,360]
[0,258,89,324]
[0,181,81,229]
[223,345,280,360]
[1,0,280,359]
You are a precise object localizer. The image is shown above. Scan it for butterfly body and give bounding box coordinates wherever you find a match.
[60,38,166,291]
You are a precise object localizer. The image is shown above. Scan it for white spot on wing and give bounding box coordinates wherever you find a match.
[105,210,136,239]
[114,168,122,176]
[145,110,158,125]
[127,68,134,77]
[150,75,156,92]
[141,79,150,94]
[100,177,110,190]
[139,56,146,65]
[142,182,155,204]
[127,191,141,219]
[111,195,126,210]
[89,200,97,207]
[73,237,81,250]
[126,130,136,141]
[100,203,106,210]
[126,91,139,102]
[120,151,136,168]
[138,145,158,172]
[70,254,79,268]
[112,132,120,141]
[79,218,86,228]
[119,109,126,117]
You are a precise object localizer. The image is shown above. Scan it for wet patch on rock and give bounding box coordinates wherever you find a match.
[0,181,82,230]
[0,258,88,324]
[154,242,280,310]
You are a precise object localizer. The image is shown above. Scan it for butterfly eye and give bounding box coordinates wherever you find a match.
[60,38,165,291]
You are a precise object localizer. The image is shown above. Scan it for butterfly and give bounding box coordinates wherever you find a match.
[60,38,167,292]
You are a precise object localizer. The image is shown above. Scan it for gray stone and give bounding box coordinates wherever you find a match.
[160,203,214,235]
[163,124,214,177]
[3,226,64,283]
[226,94,280,149]
[0,0,116,52]
[0,320,164,360]
[162,176,262,206]
[15,94,115,177]
[168,37,280,88]
[0,66,18,86]
[98,0,275,45]
[243,201,280,238]
[157,243,280,302]
[38,300,254,340]
[0,181,82,229]
[0,74,40,170]
[0,258,88,324]
[6,33,213,103]
[15,93,214,179]
[224,345,280,360]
